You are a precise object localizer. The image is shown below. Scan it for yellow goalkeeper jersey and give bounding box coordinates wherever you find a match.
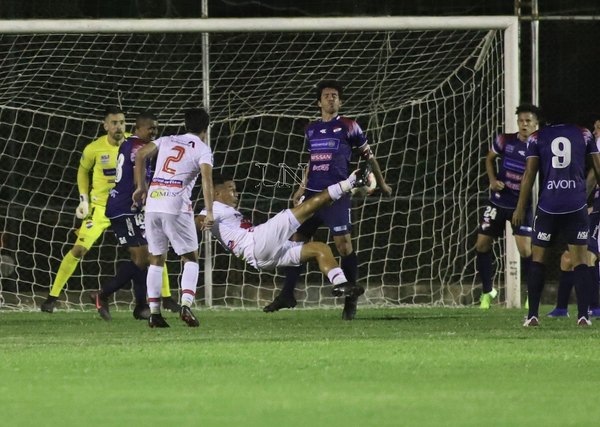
[79,133,130,207]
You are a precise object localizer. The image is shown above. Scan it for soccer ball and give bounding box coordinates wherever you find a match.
[352,172,377,197]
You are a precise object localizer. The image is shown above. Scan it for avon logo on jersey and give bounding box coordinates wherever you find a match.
[311,153,332,162]
[537,232,551,241]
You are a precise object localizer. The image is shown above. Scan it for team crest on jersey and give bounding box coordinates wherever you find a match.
[100,154,110,164]
[307,130,314,137]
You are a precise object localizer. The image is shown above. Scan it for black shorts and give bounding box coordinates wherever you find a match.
[478,202,532,238]
[110,214,147,247]
[532,207,589,247]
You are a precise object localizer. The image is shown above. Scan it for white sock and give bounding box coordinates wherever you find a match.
[181,261,199,307]
[147,265,163,314]
[327,183,345,200]
[327,267,348,285]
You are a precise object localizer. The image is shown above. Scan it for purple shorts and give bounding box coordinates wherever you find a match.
[478,202,532,238]
[532,207,589,247]
[110,214,147,247]
[295,190,352,237]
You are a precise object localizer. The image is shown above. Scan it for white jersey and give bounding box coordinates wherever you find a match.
[201,201,303,270]
[201,201,255,264]
[146,133,213,214]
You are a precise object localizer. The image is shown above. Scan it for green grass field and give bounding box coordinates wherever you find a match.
[1,306,599,426]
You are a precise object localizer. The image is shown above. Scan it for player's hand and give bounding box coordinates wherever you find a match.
[489,179,505,192]
[75,194,89,219]
[200,212,214,230]
[512,207,524,227]
[380,182,393,197]
[132,188,147,210]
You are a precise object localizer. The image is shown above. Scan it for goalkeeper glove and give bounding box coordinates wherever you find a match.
[76,194,89,219]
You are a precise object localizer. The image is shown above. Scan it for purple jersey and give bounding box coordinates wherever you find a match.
[490,132,528,209]
[304,115,368,191]
[105,136,152,219]
[527,124,597,214]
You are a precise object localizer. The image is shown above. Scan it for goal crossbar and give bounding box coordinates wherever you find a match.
[0,16,518,33]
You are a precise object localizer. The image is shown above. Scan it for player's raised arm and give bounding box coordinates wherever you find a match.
[361,147,392,196]
[132,141,157,208]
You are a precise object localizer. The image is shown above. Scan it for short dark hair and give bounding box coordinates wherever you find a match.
[212,172,231,187]
[135,111,157,127]
[185,108,210,133]
[104,106,124,119]
[315,80,343,101]
[515,104,542,121]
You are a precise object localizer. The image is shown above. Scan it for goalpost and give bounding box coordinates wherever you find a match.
[0,16,520,310]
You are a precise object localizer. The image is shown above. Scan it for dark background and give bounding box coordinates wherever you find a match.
[1,0,599,126]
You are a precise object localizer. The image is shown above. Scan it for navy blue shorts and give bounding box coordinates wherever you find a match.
[478,202,532,238]
[532,207,589,247]
[110,214,147,247]
[295,190,352,237]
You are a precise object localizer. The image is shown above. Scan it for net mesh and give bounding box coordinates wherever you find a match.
[0,28,507,310]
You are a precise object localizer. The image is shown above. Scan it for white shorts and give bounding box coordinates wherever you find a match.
[251,209,303,270]
[145,211,198,256]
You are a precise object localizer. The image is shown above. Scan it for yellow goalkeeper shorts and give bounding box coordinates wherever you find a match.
[74,204,111,250]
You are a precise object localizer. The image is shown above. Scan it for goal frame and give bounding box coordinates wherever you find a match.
[0,16,521,308]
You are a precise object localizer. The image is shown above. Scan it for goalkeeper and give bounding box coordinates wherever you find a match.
[40,107,179,313]
[195,171,371,306]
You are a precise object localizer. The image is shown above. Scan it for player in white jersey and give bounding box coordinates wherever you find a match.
[195,171,373,308]
[132,108,214,328]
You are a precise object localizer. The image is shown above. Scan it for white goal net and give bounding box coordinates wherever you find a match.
[0,17,519,310]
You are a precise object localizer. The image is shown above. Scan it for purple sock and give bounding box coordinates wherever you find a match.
[281,265,303,299]
[556,270,574,309]
[527,261,546,318]
[102,261,138,296]
[341,252,358,284]
[573,264,592,319]
[476,251,495,293]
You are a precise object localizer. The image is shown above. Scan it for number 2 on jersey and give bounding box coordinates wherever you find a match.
[162,146,186,174]
[551,137,571,169]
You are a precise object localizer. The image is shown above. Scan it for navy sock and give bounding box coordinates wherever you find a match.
[131,264,148,305]
[527,261,545,318]
[476,251,495,293]
[521,256,532,278]
[102,261,138,296]
[341,252,358,284]
[573,264,592,319]
[589,264,600,308]
[281,265,303,299]
[556,270,574,309]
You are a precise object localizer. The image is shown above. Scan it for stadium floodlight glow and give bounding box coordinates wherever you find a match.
[0,16,520,310]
